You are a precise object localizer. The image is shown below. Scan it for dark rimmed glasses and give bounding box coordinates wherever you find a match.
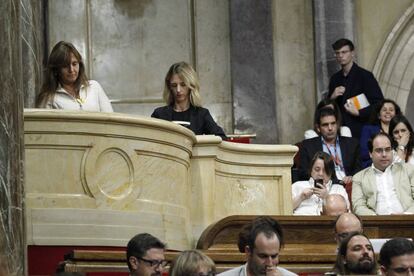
[137,257,169,268]
[373,147,392,154]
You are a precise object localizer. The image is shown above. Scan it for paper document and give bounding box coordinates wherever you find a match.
[347,93,370,110]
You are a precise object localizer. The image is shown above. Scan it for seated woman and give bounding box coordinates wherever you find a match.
[151,62,226,139]
[360,99,401,168]
[36,41,113,112]
[304,98,351,139]
[389,114,414,165]
[292,151,349,215]
[169,250,216,276]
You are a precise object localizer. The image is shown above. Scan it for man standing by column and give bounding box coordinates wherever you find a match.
[328,38,384,139]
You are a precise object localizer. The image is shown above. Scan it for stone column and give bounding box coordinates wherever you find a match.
[0,0,25,275]
[21,0,46,108]
[230,0,278,144]
[313,0,356,99]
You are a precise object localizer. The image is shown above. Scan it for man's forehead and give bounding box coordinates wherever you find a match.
[348,235,370,247]
[254,232,279,245]
[373,136,391,147]
[144,248,165,258]
[320,115,336,124]
[391,253,414,265]
[338,223,361,233]
[336,45,352,52]
[336,215,361,232]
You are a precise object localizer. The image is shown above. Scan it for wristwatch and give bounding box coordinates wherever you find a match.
[398,145,406,151]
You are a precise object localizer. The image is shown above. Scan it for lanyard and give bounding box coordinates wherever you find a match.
[323,141,344,171]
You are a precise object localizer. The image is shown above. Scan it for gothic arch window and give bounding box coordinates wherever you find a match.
[373,3,414,123]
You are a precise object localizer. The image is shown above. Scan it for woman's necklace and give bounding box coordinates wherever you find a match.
[64,85,84,106]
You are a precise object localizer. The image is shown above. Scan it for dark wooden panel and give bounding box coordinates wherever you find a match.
[197,215,414,250]
[62,215,414,274]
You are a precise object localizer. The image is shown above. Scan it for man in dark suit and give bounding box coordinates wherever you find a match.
[328,38,383,139]
[298,107,361,186]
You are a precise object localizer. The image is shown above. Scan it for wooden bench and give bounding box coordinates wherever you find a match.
[62,215,414,274]
[197,215,414,273]
[62,250,180,274]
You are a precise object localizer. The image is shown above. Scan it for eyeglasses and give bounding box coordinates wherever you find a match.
[390,266,414,274]
[336,232,350,241]
[373,147,392,154]
[137,257,169,268]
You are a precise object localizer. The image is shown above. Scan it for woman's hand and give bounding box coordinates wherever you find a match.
[312,183,328,199]
[301,188,313,201]
[397,131,410,147]
[342,176,352,186]
[293,187,313,210]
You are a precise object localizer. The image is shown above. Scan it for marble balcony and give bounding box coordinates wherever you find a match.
[24,109,297,250]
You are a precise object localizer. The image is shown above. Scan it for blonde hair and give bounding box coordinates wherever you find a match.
[169,250,215,276]
[163,62,202,107]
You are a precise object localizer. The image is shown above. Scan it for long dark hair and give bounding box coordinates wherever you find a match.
[368,98,401,126]
[36,41,88,107]
[389,115,414,162]
[333,232,377,275]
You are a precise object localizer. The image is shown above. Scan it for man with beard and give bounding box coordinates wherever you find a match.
[218,216,297,276]
[333,232,377,275]
[126,233,167,276]
[379,238,414,276]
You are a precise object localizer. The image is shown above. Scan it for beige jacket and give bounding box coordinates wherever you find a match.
[352,163,414,215]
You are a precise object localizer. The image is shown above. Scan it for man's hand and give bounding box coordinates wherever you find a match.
[266,266,282,276]
[342,176,352,186]
[344,101,359,116]
[330,86,345,99]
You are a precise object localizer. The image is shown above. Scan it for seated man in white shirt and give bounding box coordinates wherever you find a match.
[218,216,297,276]
[352,132,414,215]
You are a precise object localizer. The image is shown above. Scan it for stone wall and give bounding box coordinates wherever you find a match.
[0,0,25,275]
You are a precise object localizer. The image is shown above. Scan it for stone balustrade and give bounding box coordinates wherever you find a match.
[24,109,297,250]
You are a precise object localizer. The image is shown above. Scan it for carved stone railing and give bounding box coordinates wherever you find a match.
[24,109,297,250]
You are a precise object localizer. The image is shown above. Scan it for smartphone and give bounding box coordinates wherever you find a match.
[314,178,324,188]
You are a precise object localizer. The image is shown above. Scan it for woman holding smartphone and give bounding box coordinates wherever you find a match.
[292,151,349,215]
